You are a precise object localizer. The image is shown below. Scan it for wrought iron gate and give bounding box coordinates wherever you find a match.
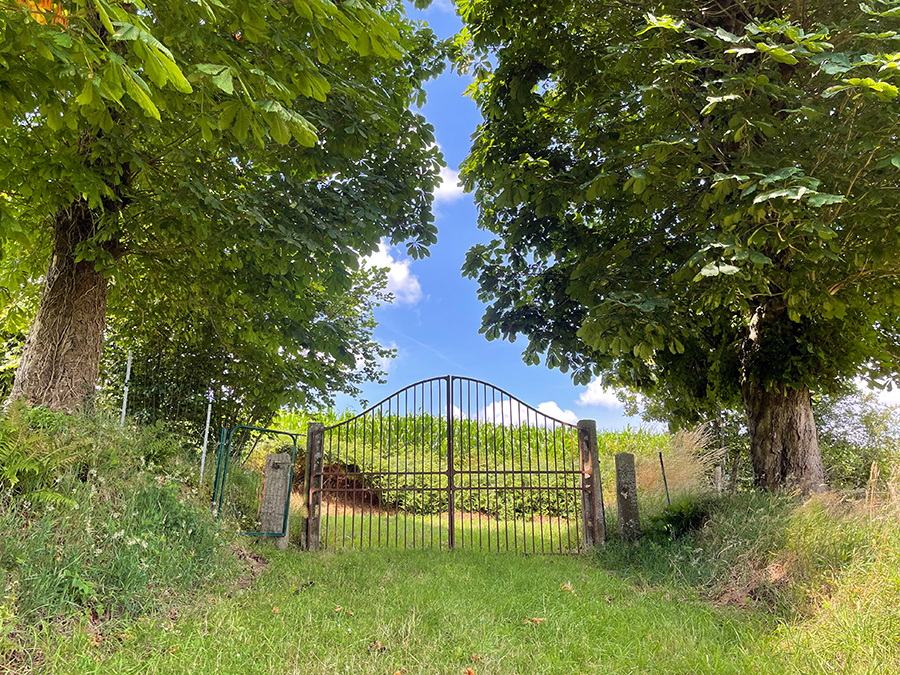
[302,376,604,554]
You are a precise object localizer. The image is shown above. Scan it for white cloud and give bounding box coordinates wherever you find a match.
[433,166,464,204]
[577,378,625,408]
[855,377,900,406]
[537,401,579,425]
[470,399,578,427]
[363,241,422,305]
[376,341,398,373]
[878,388,900,406]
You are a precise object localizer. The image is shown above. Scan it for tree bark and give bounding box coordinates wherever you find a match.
[7,201,109,412]
[741,304,826,493]
[742,380,826,493]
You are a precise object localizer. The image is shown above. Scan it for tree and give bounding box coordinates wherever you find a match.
[1,0,443,412]
[457,0,900,491]
[815,390,900,488]
[97,265,394,434]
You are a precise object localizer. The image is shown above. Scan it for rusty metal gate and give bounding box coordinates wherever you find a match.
[302,376,604,554]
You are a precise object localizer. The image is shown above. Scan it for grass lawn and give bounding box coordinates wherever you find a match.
[47,546,785,675]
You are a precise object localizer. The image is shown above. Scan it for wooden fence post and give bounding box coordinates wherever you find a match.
[578,419,605,549]
[302,423,324,551]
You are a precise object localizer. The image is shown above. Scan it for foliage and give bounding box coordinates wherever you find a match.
[0,411,236,642]
[96,268,395,436]
[0,474,234,624]
[0,0,444,409]
[0,332,23,402]
[455,0,900,486]
[816,390,900,488]
[645,496,716,540]
[0,400,90,504]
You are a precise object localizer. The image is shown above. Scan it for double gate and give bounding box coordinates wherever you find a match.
[301,376,605,554]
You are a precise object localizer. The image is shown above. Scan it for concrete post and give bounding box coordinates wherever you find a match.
[259,452,291,550]
[615,452,641,542]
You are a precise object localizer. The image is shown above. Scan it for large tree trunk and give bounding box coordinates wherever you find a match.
[742,380,826,493]
[741,303,826,493]
[7,201,109,412]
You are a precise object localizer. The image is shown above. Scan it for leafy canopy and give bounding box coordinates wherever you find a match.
[457,0,900,417]
[0,0,444,409]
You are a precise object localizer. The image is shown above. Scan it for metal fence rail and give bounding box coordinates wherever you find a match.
[303,376,603,554]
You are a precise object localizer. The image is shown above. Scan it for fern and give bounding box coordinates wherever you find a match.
[0,400,84,498]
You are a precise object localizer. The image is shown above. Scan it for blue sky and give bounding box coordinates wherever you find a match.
[333,2,643,431]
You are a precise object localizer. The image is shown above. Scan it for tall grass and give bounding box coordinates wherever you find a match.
[0,408,236,653]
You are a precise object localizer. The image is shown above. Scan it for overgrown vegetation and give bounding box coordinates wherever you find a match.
[0,407,235,672]
[3,400,899,673]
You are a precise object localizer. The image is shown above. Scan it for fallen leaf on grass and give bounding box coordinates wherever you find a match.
[524,617,547,625]
[470,653,481,662]
[272,606,281,614]
[392,669,407,675]
[463,668,475,675]
[369,639,386,653]
[561,582,576,594]
[89,635,103,648]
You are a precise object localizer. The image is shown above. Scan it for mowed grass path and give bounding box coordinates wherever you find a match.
[53,547,785,675]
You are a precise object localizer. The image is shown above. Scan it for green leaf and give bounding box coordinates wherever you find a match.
[293,0,314,20]
[124,70,161,120]
[637,13,685,35]
[759,167,802,185]
[701,94,741,114]
[757,43,799,64]
[807,193,845,207]
[217,100,242,130]
[197,64,234,94]
[844,77,899,100]
[234,107,251,142]
[715,27,742,43]
[75,81,94,107]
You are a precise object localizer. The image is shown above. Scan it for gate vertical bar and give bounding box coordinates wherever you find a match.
[446,376,455,550]
[305,422,324,551]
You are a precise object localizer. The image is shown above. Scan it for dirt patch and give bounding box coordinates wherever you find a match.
[231,545,269,591]
[319,498,400,519]
[714,553,798,611]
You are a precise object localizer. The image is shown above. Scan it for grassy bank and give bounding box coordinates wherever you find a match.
[3,406,899,674]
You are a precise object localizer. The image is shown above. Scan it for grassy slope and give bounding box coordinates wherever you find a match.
[50,547,777,675]
[5,410,897,675]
